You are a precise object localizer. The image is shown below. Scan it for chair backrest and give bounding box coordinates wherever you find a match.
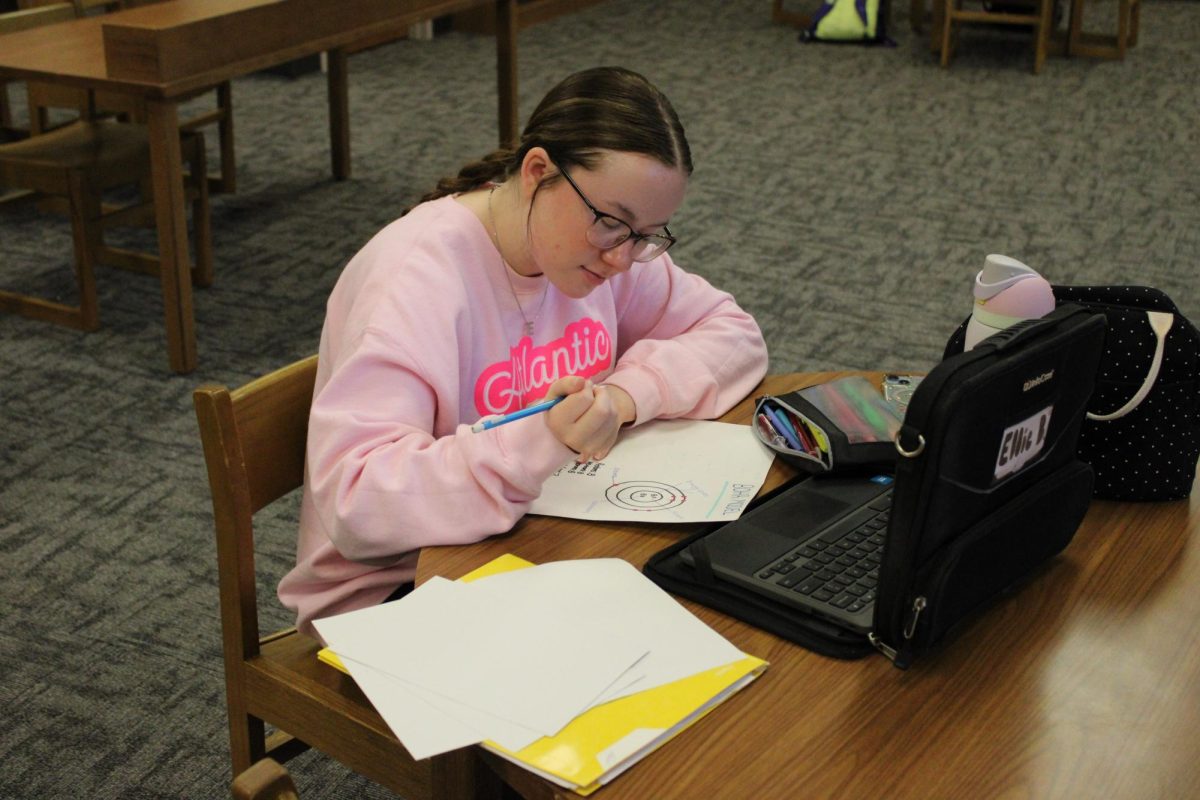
[195,354,483,800]
[194,355,318,660]
[2,4,93,135]
[12,0,236,190]
[0,3,75,33]
[16,0,118,12]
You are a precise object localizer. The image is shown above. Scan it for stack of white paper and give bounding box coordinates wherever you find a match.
[313,558,751,760]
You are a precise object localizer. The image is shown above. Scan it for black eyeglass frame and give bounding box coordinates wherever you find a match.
[555,164,677,262]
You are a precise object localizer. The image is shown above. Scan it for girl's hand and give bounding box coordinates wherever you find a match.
[544,378,635,462]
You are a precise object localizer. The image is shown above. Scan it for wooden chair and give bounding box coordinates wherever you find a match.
[1068,0,1141,60]
[0,3,76,142]
[910,0,948,54]
[16,0,119,11]
[193,356,505,800]
[940,0,1056,73]
[19,0,238,192]
[770,0,812,30]
[26,82,237,193]
[0,115,212,330]
[3,0,213,331]
[231,758,300,800]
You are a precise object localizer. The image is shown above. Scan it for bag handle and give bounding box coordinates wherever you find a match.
[1088,310,1174,421]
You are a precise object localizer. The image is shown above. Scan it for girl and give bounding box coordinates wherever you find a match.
[281,66,768,637]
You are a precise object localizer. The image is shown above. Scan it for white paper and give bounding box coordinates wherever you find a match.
[333,655,486,760]
[315,575,647,737]
[335,653,544,757]
[315,558,749,760]
[464,560,746,703]
[529,419,775,522]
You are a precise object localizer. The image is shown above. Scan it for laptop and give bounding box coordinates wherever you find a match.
[672,307,1109,655]
[680,473,896,635]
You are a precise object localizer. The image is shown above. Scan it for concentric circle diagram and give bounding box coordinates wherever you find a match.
[605,481,687,512]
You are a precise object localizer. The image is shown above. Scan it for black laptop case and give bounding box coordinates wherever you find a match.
[645,305,1108,668]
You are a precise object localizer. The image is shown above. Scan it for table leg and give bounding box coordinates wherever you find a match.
[327,47,351,180]
[1067,0,1084,55]
[146,98,198,374]
[431,748,507,800]
[1,80,11,131]
[1116,0,1130,58]
[216,81,237,193]
[930,0,945,53]
[495,0,518,149]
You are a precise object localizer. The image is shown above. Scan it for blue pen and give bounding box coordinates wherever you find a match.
[471,396,565,433]
[765,405,804,452]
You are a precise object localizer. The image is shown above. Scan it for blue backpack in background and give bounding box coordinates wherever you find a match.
[801,0,892,44]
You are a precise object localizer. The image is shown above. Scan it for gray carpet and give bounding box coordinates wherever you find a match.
[1,1,1197,797]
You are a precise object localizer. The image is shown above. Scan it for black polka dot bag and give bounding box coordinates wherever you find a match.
[945,286,1199,501]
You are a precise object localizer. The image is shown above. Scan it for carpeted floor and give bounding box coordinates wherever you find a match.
[1,1,1197,797]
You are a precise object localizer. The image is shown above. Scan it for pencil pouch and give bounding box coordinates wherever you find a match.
[754,376,902,476]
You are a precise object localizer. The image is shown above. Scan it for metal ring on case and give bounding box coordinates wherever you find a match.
[895,433,925,458]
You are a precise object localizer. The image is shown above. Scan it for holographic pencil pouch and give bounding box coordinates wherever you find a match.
[754,376,902,475]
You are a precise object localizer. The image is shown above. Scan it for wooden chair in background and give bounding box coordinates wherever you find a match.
[909,0,948,53]
[0,4,212,330]
[17,0,121,10]
[193,356,504,800]
[939,0,1056,73]
[770,0,813,30]
[17,0,238,192]
[26,81,237,194]
[231,758,300,800]
[0,120,211,329]
[0,3,76,142]
[1,75,9,142]
[1068,0,1141,60]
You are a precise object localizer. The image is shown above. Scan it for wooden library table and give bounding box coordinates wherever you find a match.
[0,0,518,374]
[418,370,1200,800]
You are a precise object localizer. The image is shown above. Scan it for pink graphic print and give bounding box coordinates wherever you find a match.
[475,317,613,416]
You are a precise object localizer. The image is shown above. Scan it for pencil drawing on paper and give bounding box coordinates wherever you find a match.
[528,419,776,523]
[605,481,687,512]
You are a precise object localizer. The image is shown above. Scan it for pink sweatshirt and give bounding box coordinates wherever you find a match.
[279,195,767,637]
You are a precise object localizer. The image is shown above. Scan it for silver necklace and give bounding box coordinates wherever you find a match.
[487,186,548,337]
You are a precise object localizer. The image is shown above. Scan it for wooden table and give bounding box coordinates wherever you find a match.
[0,0,518,374]
[418,371,1200,800]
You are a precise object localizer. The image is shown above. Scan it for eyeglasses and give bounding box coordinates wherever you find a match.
[556,165,677,262]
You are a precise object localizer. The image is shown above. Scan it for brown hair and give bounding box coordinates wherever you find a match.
[413,66,692,209]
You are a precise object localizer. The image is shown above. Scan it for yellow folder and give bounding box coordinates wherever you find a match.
[318,554,767,796]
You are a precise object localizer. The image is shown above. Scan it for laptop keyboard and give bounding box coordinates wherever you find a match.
[754,489,892,615]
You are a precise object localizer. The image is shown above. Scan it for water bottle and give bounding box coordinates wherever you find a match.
[964,254,1056,351]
